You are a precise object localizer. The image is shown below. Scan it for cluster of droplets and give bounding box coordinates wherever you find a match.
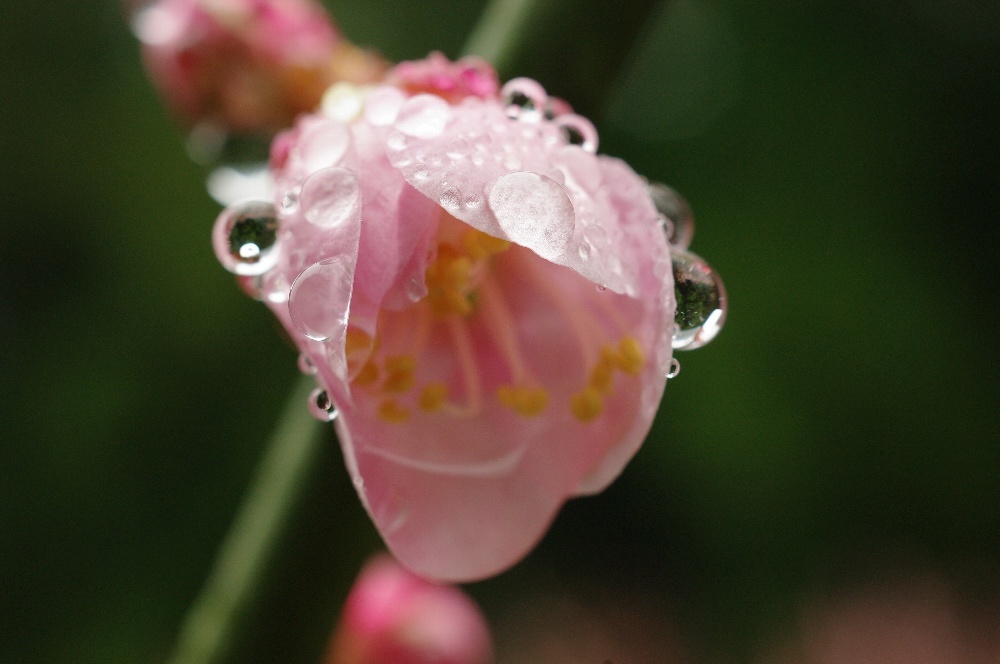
[501,78,600,153]
[648,182,727,379]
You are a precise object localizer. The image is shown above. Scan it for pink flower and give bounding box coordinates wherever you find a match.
[387,52,500,103]
[327,554,493,664]
[213,62,675,581]
[132,0,387,133]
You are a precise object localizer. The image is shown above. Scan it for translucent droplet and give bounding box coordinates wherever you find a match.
[308,388,338,422]
[488,172,574,260]
[439,186,462,212]
[297,353,317,375]
[596,284,608,293]
[298,120,350,172]
[666,357,681,379]
[212,201,281,276]
[671,249,726,350]
[405,277,425,302]
[501,78,547,122]
[395,94,450,138]
[288,257,353,342]
[300,167,360,228]
[650,183,695,249]
[280,188,300,213]
[578,241,592,261]
[556,114,599,153]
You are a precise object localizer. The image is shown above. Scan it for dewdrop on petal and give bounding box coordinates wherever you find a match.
[214,54,729,582]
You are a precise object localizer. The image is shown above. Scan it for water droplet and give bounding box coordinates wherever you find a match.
[650,183,695,249]
[308,388,338,422]
[488,172,574,260]
[298,120,350,172]
[405,277,425,302]
[288,257,353,342]
[365,86,406,126]
[596,284,608,293]
[556,114,599,153]
[212,201,281,276]
[666,357,681,379]
[297,353,317,375]
[439,186,462,212]
[671,249,726,350]
[300,167,360,228]
[578,241,592,260]
[280,188,300,213]
[321,82,364,122]
[501,78,547,122]
[395,94,451,138]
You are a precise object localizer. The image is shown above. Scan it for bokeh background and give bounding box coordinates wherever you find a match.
[2,0,998,662]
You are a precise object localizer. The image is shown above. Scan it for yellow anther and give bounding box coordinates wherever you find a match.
[617,337,645,376]
[496,384,548,417]
[382,355,416,393]
[446,256,472,287]
[462,230,511,261]
[378,399,411,423]
[345,328,374,356]
[418,383,449,412]
[353,360,379,387]
[570,386,604,423]
[589,357,616,394]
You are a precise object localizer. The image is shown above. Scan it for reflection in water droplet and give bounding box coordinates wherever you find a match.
[300,167,360,228]
[650,183,695,249]
[288,257,353,342]
[671,249,726,350]
[556,114,599,153]
[308,388,338,422]
[212,201,281,276]
[297,353,317,375]
[501,78,547,122]
[666,357,681,379]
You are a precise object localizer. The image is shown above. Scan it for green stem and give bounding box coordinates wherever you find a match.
[461,0,547,70]
[166,375,324,664]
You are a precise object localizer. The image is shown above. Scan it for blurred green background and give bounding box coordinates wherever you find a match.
[2,0,998,662]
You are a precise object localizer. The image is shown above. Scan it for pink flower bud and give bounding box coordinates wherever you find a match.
[327,555,493,664]
[214,56,676,582]
[132,0,387,133]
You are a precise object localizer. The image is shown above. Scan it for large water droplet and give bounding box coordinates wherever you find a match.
[300,167,360,228]
[212,201,281,276]
[671,249,726,350]
[556,114,599,153]
[501,78,547,122]
[488,172,574,260]
[288,257,353,342]
[308,388,338,422]
[395,94,451,138]
[666,357,681,379]
[650,183,695,249]
[298,121,350,173]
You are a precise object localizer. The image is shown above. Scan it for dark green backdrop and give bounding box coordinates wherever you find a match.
[2,1,997,662]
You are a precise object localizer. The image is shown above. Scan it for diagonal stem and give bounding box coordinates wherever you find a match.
[166,374,324,664]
